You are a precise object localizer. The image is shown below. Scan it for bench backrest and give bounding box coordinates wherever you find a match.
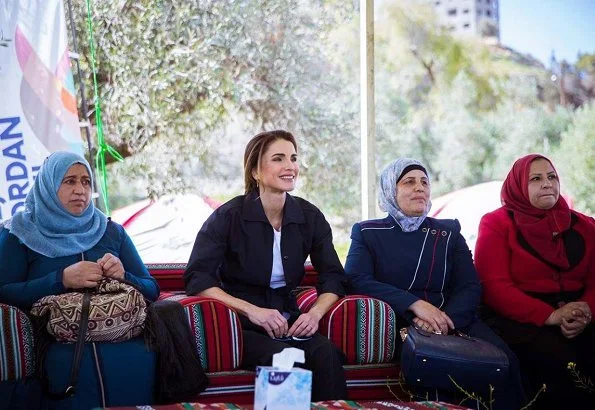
[147,263,319,291]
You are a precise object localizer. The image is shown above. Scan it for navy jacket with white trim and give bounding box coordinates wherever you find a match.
[344,215,481,329]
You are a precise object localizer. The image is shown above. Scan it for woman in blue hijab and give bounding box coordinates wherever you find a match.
[0,151,159,408]
[345,158,526,409]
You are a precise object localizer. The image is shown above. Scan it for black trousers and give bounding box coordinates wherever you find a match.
[242,330,348,402]
[462,319,527,410]
[485,313,595,410]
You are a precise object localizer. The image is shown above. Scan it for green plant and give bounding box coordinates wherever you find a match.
[520,384,547,410]
[386,373,427,402]
[448,375,546,410]
[567,362,595,394]
[448,375,493,410]
[388,373,546,409]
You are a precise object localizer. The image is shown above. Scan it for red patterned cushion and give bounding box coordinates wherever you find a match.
[320,296,396,365]
[147,263,186,291]
[0,303,35,381]
[296,287,317,312]
[158,290,185,300]
[179,297,243,373]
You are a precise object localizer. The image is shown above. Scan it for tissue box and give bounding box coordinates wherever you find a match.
[254,366,312,410]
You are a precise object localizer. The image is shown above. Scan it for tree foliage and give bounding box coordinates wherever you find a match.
[373,0,579,197]
[68,0,593,227]
[553,103,595,214]
[70,0,359,218]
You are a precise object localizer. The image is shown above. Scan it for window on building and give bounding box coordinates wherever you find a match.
[435,1,441,5]
[447,8,457,16]
[463,8,469,14]
[486,10,491,17]
[463,23,470,28]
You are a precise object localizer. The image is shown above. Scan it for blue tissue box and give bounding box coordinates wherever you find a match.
[254,366,312,410]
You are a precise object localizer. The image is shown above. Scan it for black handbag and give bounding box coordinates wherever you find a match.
[400,326,509,392]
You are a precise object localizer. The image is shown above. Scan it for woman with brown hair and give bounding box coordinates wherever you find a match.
[184,130,347,401]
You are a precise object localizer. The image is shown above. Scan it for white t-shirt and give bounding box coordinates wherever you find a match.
[270,228,286,289]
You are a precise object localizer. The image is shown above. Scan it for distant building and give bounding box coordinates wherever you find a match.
[430,0,500,41]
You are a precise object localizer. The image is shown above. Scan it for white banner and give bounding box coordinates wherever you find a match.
[0,0,82,220]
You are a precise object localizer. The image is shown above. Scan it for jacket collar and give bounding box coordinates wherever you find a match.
[243,191,305,226]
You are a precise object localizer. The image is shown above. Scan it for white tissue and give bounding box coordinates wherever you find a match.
[272,347,305,370]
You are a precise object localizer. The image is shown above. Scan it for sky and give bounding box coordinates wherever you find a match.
[499,0,595,67]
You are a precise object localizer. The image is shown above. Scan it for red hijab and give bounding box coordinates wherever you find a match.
[501,154,571,269]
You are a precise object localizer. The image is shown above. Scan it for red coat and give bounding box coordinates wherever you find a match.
[475,207,595,326]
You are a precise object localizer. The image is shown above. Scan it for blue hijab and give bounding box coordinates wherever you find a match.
[378,158,432,232]
[6,151,107,257]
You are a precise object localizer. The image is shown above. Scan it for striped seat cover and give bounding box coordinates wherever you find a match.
[173,296,243,373]
[0,303,35,381]
[321,295,397,365]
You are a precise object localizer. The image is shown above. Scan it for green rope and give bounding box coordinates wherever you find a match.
[84,0,123,215]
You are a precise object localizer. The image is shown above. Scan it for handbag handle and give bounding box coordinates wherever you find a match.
[402,325,477,341]
[46,253,92,399]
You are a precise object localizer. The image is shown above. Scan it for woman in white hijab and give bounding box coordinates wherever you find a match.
[345,157,526,409]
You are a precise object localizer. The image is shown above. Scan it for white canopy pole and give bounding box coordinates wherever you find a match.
[360,0,376,220]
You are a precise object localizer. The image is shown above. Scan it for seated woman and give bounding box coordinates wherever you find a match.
[475,154,595,409]
[184,130,347,401]
[0,151,159,409]
[345,158,525,409]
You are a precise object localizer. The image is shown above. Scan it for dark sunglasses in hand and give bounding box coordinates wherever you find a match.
[272,335,312,342]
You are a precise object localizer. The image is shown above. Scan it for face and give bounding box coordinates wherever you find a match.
[57,164,92,215]
[253,139,299,194]
[396,169,430,217]
[527,158,559,210]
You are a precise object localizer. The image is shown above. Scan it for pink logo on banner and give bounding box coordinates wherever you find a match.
[15,25,78,153]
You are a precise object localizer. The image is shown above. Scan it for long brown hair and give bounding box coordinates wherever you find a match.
[243,130,298,194]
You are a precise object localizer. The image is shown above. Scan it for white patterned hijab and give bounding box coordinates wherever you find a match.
[378,158,432,232]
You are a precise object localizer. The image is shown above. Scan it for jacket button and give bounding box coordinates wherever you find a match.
[283,256,288,260]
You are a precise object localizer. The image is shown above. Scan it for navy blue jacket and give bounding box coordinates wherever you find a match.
[345,216,481,328]
[184,191,346,325]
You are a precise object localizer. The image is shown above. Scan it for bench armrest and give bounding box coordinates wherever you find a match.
[320,296,397,365]
[159,294,243,373]
[0,303,36,381]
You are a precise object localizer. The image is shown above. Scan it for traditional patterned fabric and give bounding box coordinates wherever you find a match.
[158,291,186,301]
[0,303,35,381]
[296,287,317,312]
[94,399,468,409]
[321,296,396,365]
[181,297,243,372]
[30,278,146,343]
[147,263,187,291]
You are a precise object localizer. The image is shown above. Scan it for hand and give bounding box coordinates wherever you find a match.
[247,307,288,338]
[408,300,455,335]
[62,261,103,289]
[561,316,588,339]
[97,253,125,280]
[564,301,592,320]
[287,312,321,337]
[412,317,442,334]
[545,301,591,327]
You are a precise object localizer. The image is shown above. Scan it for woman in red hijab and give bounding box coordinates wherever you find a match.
[475,154,595,409]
